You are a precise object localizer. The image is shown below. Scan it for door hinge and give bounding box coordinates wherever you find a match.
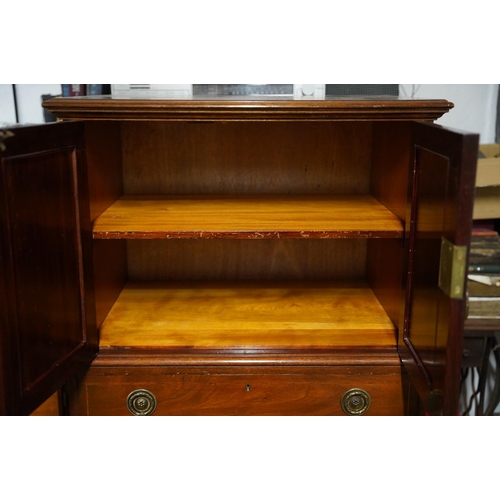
[0,130,15,152]
[438,237,467,299]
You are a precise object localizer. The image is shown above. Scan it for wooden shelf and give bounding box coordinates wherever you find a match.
[93,195,403,239]
[99,281,397,349]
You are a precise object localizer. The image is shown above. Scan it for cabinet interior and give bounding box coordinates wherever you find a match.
[86,120,411,350]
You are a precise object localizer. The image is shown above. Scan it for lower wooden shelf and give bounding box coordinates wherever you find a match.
[99,280,396,349]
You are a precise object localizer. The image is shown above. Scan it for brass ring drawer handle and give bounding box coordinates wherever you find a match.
[340,388,371,416]
[126,389,157,416]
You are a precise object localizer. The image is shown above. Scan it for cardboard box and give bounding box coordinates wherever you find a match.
[473,144,500,220]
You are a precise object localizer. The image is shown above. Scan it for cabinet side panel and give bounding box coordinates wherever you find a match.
[371,122,411,220]
[85,121,123,222]
[85,121,126,329]
[121,122,372,195]
[29,392,60,416]
[127,239,367,281]
[366,239,404,328]
[367,122,410,331]
[93,240,127,328]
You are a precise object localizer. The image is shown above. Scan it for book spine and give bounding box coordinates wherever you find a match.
[87,84,103,95]
[62,84,86,97]
[469,264,500,274]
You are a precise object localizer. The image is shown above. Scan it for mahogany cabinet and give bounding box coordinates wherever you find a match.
[0,97,478,416]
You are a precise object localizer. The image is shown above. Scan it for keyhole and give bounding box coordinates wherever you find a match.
[246,384,251,392]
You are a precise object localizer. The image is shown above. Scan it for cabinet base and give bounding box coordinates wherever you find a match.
[69,351,406,416]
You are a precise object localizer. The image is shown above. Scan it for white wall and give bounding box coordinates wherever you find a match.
[400,84,499,143]
[0,84,17,126]
[15,84,62,124]
[0,84,61,126]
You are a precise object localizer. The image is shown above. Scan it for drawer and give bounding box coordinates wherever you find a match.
[73,365,405,416]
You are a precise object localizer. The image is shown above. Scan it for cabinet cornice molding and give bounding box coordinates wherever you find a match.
[43,97,454,122]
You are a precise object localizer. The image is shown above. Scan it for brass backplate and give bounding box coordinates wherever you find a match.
[340,388,371,416]
[438,237,467,299]
[126,389,157,416]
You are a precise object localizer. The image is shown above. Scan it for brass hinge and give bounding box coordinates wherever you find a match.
[438,237,467,299]
[0,130,15,152]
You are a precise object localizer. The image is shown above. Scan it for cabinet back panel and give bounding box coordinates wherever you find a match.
[127,239,366,281]
[121,122,372,195]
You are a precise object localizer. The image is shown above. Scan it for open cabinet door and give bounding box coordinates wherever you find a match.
[400,122,478,416]
[0,122,97,415]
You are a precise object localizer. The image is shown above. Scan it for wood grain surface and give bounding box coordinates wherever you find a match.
[121,121,372,196]
[126,239,367,281]
[42,96,453,122]
[99,281,396,348]
[0,123,97,415]
[78,365,406,416]
[93,194,403,239]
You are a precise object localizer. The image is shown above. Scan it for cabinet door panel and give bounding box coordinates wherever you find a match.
[0,123,97,415]
[400,122,478,415]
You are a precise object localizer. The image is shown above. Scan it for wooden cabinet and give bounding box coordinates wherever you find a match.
[0,97,478,416]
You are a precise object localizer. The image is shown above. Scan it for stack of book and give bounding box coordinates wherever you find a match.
[467,229,500,321]
[61,85,111,96]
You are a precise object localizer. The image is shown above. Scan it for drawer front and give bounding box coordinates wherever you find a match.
[74,366,405,416]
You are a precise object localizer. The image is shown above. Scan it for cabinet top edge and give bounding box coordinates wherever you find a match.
[42,96,454,121]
